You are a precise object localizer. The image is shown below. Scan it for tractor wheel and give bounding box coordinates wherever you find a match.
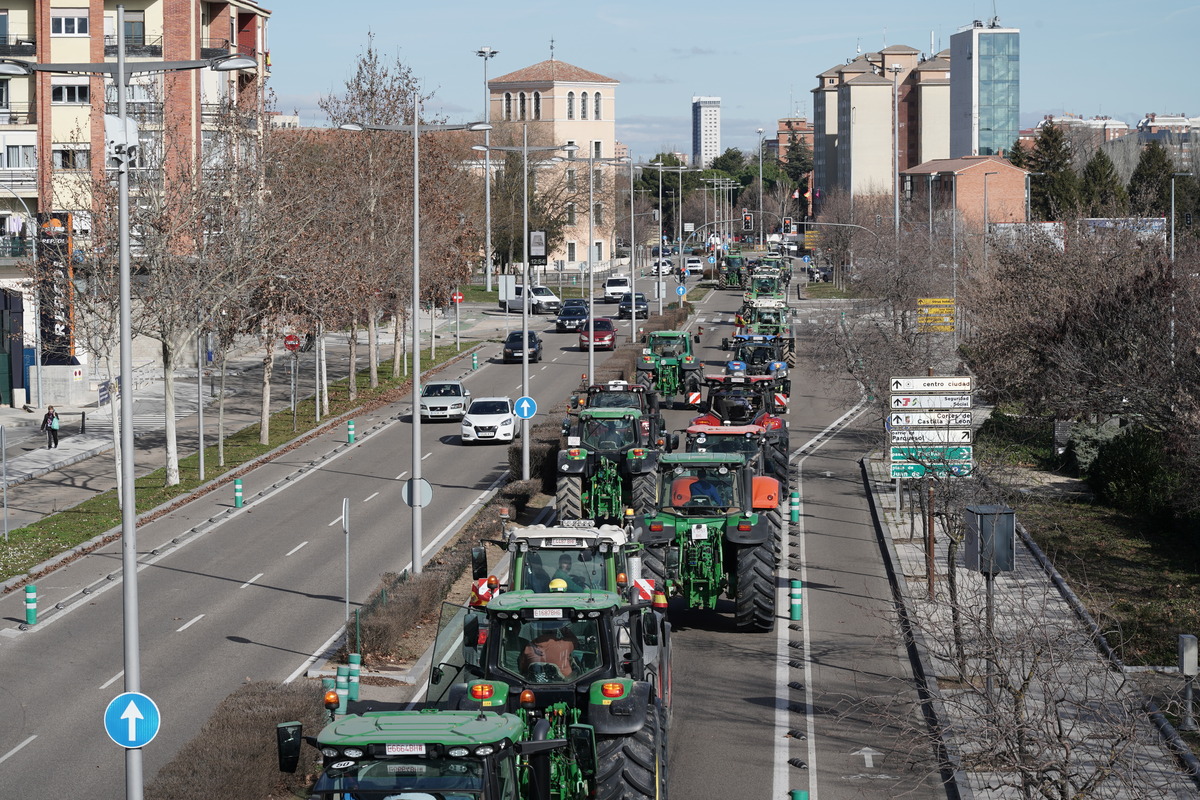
[734,541,776,632]
[596,704,664,800]
[640,544,670,592]
[765,507,785,558]
[783,338,796,367]
[636,369,654,389]
[556,474,585,521]
[632,472,658,515]
[767,446,790,484]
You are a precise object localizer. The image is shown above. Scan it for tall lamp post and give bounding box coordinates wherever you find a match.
[756,128,765,248]
[1024,171,1045,222]
[476,46,499,292]
[888,63,903,242]
[341,106,491,574]
[474,130,576,479]
[573,152,627,380]
[646,162,699,311]
[0,8,257,797]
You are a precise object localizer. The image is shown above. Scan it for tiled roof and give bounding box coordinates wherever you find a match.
[844,71,892,86]
[902,155,1024,175]
[916,57,951,71]
[880,44,920,54]
[490,60,618,86]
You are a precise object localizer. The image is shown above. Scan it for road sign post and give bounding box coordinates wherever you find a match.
[451,291,463,351]
[104,692,161,749]
[888,375,975,479]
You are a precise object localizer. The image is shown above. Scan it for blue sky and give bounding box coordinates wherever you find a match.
[265,0,1197,160]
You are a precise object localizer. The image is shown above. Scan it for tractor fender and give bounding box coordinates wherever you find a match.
[557,450,589,475]
[588,679,653,736]
[724,516,773,545]
[681,360,701,374]
[628,450,659,475]
[628,516,674,546]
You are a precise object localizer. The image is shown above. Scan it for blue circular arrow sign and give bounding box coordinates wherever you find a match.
[676,285,686,296]
[104,691,161,749]
[515,396,537,420]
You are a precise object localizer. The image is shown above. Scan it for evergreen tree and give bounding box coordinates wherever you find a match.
[709,147,746,175]
[1007,139,1028,169]
[1127,141,1175,216]
[1026,123,1080,221]
[780,134,813,218]
[1079,148,1128,217]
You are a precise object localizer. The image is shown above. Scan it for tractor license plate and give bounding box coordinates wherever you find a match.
[533,608,564,619]
[389,764,429,775]
[386,744,426,755]
[690,524,709,540]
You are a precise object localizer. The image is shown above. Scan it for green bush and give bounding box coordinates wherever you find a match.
[1066,419,1125,474]
[1087,426,1180,518]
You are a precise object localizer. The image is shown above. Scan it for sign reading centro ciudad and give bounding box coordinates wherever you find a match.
[888,375,974,479]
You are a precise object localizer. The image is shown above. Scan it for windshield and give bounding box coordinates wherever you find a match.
[734,345,775,365]
[753,278,776,293]
[690,434,759,457]
[311,755,485,798]
[648,335,684,358]
[660,464,741,511]
[423,383,462,398]
[518,547,617,592]
[469,401,509,416]
[592,319,614,331]
[532,287,553,297]
[581,416,637,450]
[589,392,639,410]
[711,390,766,423]
[756,311,781,326]
[497,618,603,684]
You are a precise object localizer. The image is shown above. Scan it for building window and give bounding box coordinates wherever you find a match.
[5,144,34,168]
[592,169,603,191]
[594,240,603,260]
[567,242,576,261]
[51,9,89,36]
[567,92,575,120]
[593,203,603,226]
[51,80,89,104]
[592,141,601,159]
[566,168,576,191]
[566,202,576,225]
[518,91,526,121]
[504,92,512,121]
[594,93,601,120]
[580,91,588,120]
[51,145,89,170]
[532,91,541,120]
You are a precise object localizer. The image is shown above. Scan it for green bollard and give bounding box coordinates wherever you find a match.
[336,666,349,714]
[348,654,362,702]
[472,352,478,370]
[24,585,36,626]
[233,478,243,508]
[790,579,803,621]
[347,420,356,443]
[790,491,800,524]
[321,676,336,694]
[790,792,809,800]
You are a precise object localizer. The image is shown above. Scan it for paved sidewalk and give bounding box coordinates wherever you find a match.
[863,453,1200,798]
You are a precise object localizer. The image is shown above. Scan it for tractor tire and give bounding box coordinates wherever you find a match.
[556,474,585,521]
[632,471,658,515]
[765,507,785,558]
[640,544,670,592]
[783,338,796,367]
[766,446,790,484]
[596,704,664,800]
[735,541,776,632]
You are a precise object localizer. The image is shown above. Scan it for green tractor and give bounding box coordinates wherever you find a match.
[720,255,745,288]
[635,330,703,409]
[276,705,598,800]
[556,408,671,523]
[743,269,786,302]
[630,453,783,632]
[428,588,671,800]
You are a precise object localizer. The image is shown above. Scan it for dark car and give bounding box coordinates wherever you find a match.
[617,292,649,320]
[555,305,589,332]
[561,297,589,312]
[578,317,618,351]
[502,330,543,363]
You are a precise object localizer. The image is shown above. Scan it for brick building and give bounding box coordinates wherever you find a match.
[902,154,1028,227]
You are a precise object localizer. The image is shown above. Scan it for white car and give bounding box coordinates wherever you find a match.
[461,397,518,444]
[602,276,631,302]
[419,380,471,420]
[684,256,703,274]
[650,259,674,276]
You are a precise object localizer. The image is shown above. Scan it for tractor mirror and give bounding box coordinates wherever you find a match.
[568,724,599,779]
[276,722,304,774]
[431,665,445,685]
[693,333,700,343]
[471,546,488,581]
[670,434,680,451]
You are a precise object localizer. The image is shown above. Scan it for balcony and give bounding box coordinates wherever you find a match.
[104,101,163,125]
[0,103,37,125]
[0,35,36,58]
[103,34,163,58]
[0,236,32,258]
[0,170,37,189]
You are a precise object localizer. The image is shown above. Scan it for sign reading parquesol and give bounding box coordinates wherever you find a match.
[890,376,972,392]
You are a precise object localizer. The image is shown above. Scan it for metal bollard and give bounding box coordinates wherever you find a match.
[790,579,803,621]
[347,420,356,443]
[471,352,479,370]
[790,491,800,524]
[233,478,243,508]
[335,666,349,714]
[348,653,362,702]
[24,585,36,626]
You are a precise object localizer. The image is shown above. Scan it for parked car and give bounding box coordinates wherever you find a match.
[578,317,618,351]
[499,285,562,314]
[419,380,471,421]
[650,259,674,276]
[617,292,649,320]
[602,276,631,302]
[460,397,517,444]
[555,305,589,332]
[502,330,543,362]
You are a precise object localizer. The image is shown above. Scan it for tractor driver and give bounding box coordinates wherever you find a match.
[518,618,578,681]
[689,471,729,506]
[552,554,588,592]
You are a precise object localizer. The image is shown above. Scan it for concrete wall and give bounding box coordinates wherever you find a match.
[38,363,91,406]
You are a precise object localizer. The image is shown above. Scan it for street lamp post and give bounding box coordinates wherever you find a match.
[756,128,765,248]
[0,7,258,797]
[473,131,576,479]
[476,46,499,292]
[575,153,627,381]
[888,63,903,242]
[983,171,999,272]
[342,107,491,573]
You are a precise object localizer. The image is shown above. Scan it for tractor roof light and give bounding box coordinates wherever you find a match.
[487,575,500,590]
[323,690,340,710]
[343,747,364,758]
[520,689,536,709]
[448,746,470,757]
[474,745,496,756]
[320,746,340,758]
[471,683,496,700]
[498,507,510,520]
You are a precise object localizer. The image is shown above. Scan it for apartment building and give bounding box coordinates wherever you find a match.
[488,58,619,267]
[949,18,1020,158]
[0,0,268,404]
[691,95,719,169]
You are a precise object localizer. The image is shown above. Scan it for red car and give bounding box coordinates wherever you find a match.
[578,317,618,351]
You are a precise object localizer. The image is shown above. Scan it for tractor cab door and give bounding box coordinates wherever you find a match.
[427,601,487,703]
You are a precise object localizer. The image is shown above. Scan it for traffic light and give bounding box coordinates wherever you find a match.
[782,216,793,234]
[742,212,753,231]
[1187,212,1194,227]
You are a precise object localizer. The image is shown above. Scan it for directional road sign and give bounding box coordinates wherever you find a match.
[891,446,973,463]
[104,692,161,749]
[891,428,973,444]
[889,376,973,392]
[891,394,972,410]
[917,297,955,306]
[708,255,716,264]
[890,463,974,479]
[888,411,973,428]
[676,285,686,296]
[515,396,537,420]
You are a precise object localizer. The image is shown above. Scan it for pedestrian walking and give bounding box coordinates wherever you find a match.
[40,405,60,449]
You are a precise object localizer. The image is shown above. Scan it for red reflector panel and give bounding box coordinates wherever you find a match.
[649,522,664,532]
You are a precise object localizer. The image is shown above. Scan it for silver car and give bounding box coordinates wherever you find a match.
[419,380,471,420]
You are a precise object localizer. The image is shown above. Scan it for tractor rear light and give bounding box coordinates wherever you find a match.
[642,355,652,362]
[568,448,584,458]
[478,629,489,645]
[601,683,626,698]
[684,355,694,363]
[471,683,495,700]
[520,689,536,709]
[323,690,340,710]
[649,522,663,532]
[631,448,645,458]
[737,520,752,531]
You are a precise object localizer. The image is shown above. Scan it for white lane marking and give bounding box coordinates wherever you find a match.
[396,471,408,480]
[240,573,263,589]
[540,365,549,371]
[363,492,379,503]
[100,671,124,690]
[285,541,308,557]
[327,515,343,527]
[0,735,36,765]
[773,397,869,800]
[176,614,204,632]
[422,453,432,461]
[552,357,560,362]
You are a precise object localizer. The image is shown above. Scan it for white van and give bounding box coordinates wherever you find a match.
[500,285,562,314]
[602,276,631,302]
